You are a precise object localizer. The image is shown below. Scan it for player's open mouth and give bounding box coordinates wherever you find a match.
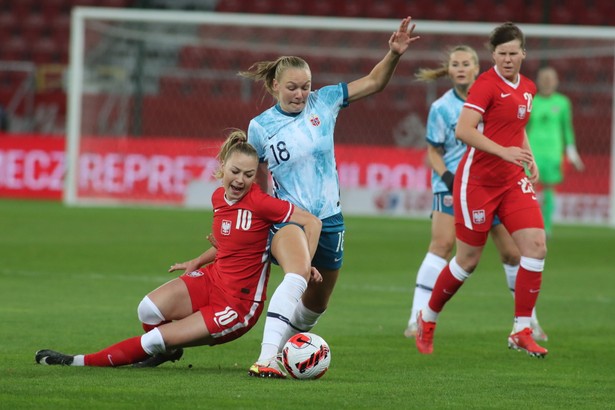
[230,185,243,195]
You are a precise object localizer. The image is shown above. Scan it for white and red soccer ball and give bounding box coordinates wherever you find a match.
[282,332,331,380]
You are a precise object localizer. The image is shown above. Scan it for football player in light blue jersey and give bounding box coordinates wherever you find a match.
[403,45,547,341]
[240,17,420,377]
[248,84,344,219]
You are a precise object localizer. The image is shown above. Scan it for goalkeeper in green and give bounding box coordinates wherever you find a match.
[527,66,584,237]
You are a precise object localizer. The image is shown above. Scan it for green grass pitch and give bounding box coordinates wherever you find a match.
[1,199,614,409]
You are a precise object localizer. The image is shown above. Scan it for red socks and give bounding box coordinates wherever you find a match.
[428,265,464,313]
[84,336,149,367]
[514,266,542,317]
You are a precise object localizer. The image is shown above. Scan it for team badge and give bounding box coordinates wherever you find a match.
[185,270,204,277]
[221,219,231,235]
[517,105,527,119]
[443,194,453,207]
[309,113,321,127]
[472,209,486,224]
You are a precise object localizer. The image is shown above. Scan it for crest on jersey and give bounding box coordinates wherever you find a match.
[221,220,231,235]
[309,113,321,127]
[185,270,204,277]
[517,105,527,119]
[472,209,486,224]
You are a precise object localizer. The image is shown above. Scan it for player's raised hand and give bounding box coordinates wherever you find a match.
[389,16,420,56]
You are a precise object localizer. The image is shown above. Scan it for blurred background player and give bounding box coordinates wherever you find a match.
[527,66,584,238]
[415,22,548,358]
[35,130,322,368]
[404,45,547,342]
[240,17,420,377]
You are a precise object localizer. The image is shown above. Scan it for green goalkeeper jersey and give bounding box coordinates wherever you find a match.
[527,92,576,161]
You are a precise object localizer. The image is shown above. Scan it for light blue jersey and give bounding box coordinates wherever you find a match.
[248,83,349,220]
[425,88,467,193]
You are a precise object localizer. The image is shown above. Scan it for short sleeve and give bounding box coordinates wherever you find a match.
[247,119,267,162]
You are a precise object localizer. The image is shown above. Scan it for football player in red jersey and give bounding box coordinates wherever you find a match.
[416,22,548,358]
[35,129,322,368]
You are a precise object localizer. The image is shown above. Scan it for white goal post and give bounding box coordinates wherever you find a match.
[65,7,615,226]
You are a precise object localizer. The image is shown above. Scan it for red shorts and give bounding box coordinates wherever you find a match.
[180,265,264,345]
[455,176,544,246]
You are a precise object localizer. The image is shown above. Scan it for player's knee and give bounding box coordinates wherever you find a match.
[137,296,166,325]
[429,240,454,259]
[141,327,166,355]
[528,235,547,259]
[500,252,520,266]
[453,251,480,274]
[450,256,472,281]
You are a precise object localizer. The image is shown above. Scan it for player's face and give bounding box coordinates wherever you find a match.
[537,69,559,96]
[221,152,258,202]
[273,68,311,114]
[492,39,526,82]
[448,51,479,87]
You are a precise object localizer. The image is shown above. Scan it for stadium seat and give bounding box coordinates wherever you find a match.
[178,46,204,69]
[368,1,400,19]
[277,1,304,15]
[214,0,243,13]
[40,0,68,23]
[302,0,335,16]
[31,39,62,65]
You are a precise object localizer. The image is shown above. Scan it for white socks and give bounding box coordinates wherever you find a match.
[422,306,439,323]
[72,355,85,366]
[409,252,447,326]
[513,316,531,333]
[503,263,519,294]
[257,273,307,362]
[277,300,323,353]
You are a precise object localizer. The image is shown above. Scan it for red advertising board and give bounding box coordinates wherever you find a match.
[0,135,65,200]
[0,134,610,208]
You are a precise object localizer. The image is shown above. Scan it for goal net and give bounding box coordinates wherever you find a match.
[65,8,615,226]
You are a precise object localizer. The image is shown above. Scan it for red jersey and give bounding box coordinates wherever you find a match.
[460,67,536,186]
[209,183,294,302]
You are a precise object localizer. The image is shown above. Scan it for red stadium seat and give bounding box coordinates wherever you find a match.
[215,0,243,13]
[40,0,69,23]
[303,0,335,17]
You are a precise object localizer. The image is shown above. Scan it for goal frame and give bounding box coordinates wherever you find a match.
[65,7,615,226]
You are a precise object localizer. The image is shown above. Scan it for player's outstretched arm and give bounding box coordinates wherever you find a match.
[347,16,419,103]
[168,247,217,274]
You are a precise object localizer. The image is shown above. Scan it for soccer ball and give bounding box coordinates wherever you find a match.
[282,332,331,380]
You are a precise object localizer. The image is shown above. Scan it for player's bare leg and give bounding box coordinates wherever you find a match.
[250,224,313,378]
